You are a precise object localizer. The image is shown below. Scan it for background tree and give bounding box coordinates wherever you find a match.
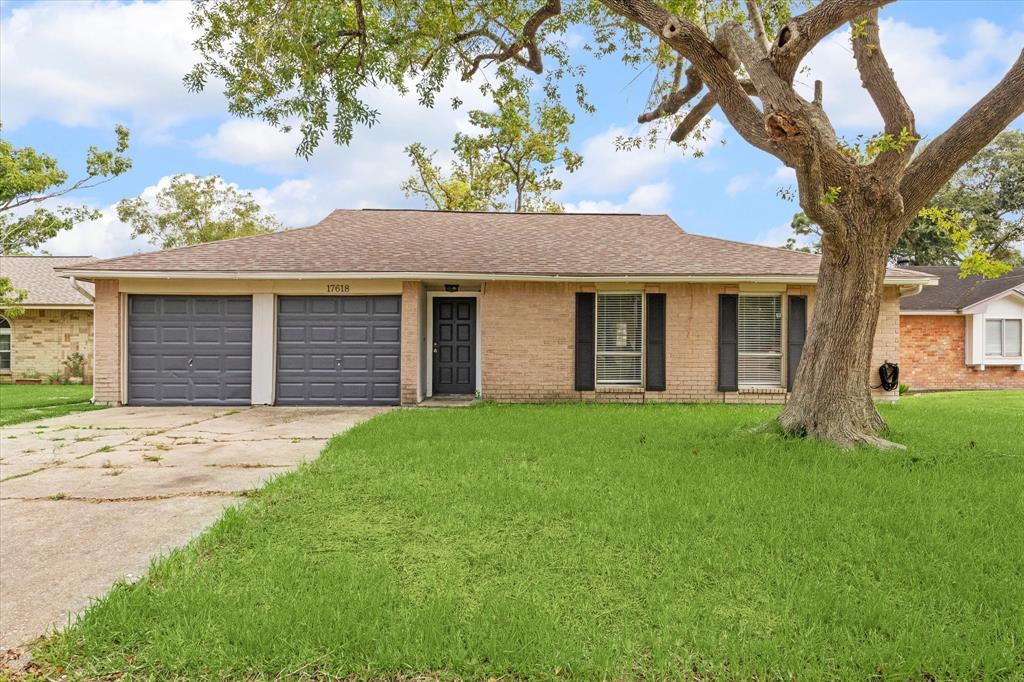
[1,124,131,314]
[116,175,281,250]
[403,78,582,212]
[186,0,1024,447]
[783,130,1024,269]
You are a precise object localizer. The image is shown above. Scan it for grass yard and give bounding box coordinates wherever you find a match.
[35,392,1024,680]
[0,383,105,426]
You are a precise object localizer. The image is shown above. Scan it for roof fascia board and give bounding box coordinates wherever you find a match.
[899,309,960,315]
[8,304,94,310]
[57,269,939,286]
[960,287,1024,314]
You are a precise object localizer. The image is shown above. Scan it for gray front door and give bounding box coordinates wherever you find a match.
[127,295,253,405]
[276,296,401,405]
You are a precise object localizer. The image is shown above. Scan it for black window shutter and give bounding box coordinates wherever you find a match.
[575,292,595,391]
[787,295,808,391]
[718,294,738,392]
[645,293,666,391]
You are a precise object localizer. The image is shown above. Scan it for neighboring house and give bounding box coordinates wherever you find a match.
[56,210,933,407]
[0,256,96,383]
[900,266,1024,391]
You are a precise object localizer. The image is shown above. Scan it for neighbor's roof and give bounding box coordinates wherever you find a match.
[1,256,96,306]
[900,266,1024,312]
[58,209,933,283]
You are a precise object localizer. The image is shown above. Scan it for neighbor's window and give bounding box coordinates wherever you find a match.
[596,293,643,385]
[0,316,10,371]
[738,294,783,386]
[985,318,1023,357]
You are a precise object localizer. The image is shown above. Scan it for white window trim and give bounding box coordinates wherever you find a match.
[425,291,482,399]
[985,317,1023,359]
[594,292,645,387]
[737,293,786,389]
[0,314,11,373]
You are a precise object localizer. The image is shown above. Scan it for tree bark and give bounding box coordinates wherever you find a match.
[779,216,900,449]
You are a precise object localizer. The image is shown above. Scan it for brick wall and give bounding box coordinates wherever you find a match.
[2,308,93,382]
[92,280,121,404]
[480,281,902,404]
[900,314,1024,391]
[400,280,423,405]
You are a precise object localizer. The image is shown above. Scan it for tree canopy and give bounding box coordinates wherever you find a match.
[403,78,582,212]
[783,130,1024,274]
[1,124,132,315]
[116,175,281,250]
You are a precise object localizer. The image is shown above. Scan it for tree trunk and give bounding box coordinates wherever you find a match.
[779,220,901,449]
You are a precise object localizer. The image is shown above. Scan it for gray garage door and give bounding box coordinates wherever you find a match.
[127,295,253,406]
[276,296,401,405]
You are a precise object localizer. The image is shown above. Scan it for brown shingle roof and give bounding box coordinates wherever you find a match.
[59,209,931,281]
[1,256,96,306]
[900,266,1024,311]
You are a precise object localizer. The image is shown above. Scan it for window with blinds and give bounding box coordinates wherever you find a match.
[596,293,643,384]
[986,318,1023,357]
[738,294,783,386]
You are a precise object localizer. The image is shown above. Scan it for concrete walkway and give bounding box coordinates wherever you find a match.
[0,405,388,651]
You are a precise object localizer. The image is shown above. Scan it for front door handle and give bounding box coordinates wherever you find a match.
[432,342,439,354]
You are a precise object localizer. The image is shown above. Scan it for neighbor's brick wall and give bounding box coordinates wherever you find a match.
[400,280,423,405]
[479,281,902,404]
[2,308,93,382]
[92,280,121,404]
[900,314,1024,391]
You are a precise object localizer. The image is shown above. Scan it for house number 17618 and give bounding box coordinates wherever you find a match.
[327,284,350,293]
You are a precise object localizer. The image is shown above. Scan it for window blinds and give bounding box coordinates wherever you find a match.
[738,295,783,386]
[596,293,643,384]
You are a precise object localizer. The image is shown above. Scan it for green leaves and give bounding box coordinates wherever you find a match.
[915,207,1012,279]
[402,76,581,212]
[1,123,132,256]
[116,175,281,250]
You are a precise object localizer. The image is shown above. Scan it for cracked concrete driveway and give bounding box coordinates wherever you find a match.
[0,405,388,650]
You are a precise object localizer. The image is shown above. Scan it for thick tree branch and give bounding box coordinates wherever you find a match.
[602,0,778,156]
[901,48,1024,216]
[637,62,702,123]
[770,0,895,83]
[851,10,916,175]
[745,0,771,54]
[460,0,561,77]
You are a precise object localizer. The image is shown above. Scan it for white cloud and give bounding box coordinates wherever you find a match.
[754,220,816,252]
[799,17,1024,131]
[725,175,754,197]
[41,205,151,259]
[563,120,723,195]
[0,0,222,134]
[564,182,673,214]
[192,74,496,226]
[772,166,796,184]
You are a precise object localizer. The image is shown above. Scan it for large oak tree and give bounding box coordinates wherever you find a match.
[187,0,1024,447]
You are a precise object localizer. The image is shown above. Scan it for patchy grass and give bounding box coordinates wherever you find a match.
[36,392,1024,681]
[0,384,105,426]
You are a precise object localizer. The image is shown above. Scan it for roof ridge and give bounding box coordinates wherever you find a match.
[360,208,649,217]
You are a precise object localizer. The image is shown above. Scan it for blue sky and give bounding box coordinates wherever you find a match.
[1,0,1022,258]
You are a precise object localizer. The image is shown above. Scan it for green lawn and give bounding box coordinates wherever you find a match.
[36,392,1024,680]
[0,383,105,426]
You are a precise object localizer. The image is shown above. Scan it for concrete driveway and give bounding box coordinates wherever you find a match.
[0,405,388,651]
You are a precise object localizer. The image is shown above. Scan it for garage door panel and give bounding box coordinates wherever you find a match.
[276,295,401,406]
[310,326,338,343]
[128,295,252,406]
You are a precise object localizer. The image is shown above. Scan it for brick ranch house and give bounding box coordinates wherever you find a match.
[1,256,96,384]
[55,210,935,407]
[900,266,1024,391]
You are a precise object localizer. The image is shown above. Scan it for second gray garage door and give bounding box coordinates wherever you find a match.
[276,296,401,405]
[127,295,253,406]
